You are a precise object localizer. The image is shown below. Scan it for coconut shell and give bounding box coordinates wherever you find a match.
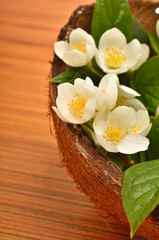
[49,0,159,239]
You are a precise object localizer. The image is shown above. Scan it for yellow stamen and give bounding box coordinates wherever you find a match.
[104,120,141,144]
[70,41,86,53]
[129,124,141,135]
[68,93,88,116]
[101,89,106,94]
[106,47,126,69]
[105,122,124,143]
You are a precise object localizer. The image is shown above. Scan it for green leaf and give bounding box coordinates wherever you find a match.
[139,151,148,162]
[91,0,133,46]
[50,67,77,84]
[134,56,159,113]
[148,32,159,55]
[132,17,149,44]
[122,159,159,238]
[50,66,101,84]
[147,116,159,160]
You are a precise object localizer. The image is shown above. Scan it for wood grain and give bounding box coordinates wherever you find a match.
[0,1,147,239]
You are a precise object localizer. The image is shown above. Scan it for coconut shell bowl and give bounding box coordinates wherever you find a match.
[49,0,159,239]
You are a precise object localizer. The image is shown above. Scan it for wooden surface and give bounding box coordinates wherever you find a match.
[0,1,147,239]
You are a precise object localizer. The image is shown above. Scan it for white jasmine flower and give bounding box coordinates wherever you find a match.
[52,78,96,124]
[95,28,143,74]
[76,74,118,111]
[54,28,96,67]
[156,19,159,38]
[130,44,150,71]
[117,84,146,111]
[93,106,151,154]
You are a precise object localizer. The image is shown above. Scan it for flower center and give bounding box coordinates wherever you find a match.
[105,120,125,143]
[104,120,141,144]
[68,93,88,116]
[70,41,86,53]
[106,47,126,69]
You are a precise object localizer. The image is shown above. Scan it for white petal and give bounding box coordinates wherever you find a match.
[58,82,76,100]
[130,44,150,71]
[98,28,126,50]
[81,98,96,123]
[99,74,118,110]
[136,110,151,136]
[74,78,86,86]
[118,85,140,98]
[69,28,89,44]
[63,50,90,67]
[57,83,76,106]
[52,106,70,123]
[140,124,152,137]
[85,77,94,87]
[156,19,159,39]
[70,28,95,47]
[99,73,119,88]
[95,50,105,71]
[74,77,94,89]
[54,41,69,59]
[93,107,110,135]
[125,39,142,68]
[95,134,118,152]
[117,134,149,154]
[109,65,130,74]
[74,79,95,98]
[123,98,146,111]
[108,106,136,129]
[105,65,130,74]
[85,44,96,62]
[87,34,97,48]
[93,86,105,111]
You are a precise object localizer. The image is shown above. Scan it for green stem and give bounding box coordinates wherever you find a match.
[84,119,93,130]
[127,70,135,89]
[118,153,135,166]
[86,62,103,78]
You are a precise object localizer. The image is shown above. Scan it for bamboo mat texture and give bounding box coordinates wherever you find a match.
[0,0,146,239]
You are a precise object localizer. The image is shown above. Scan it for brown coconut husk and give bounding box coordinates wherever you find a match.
[49,0,159,239]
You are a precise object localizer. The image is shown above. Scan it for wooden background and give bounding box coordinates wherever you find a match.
[0,0,146,239]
